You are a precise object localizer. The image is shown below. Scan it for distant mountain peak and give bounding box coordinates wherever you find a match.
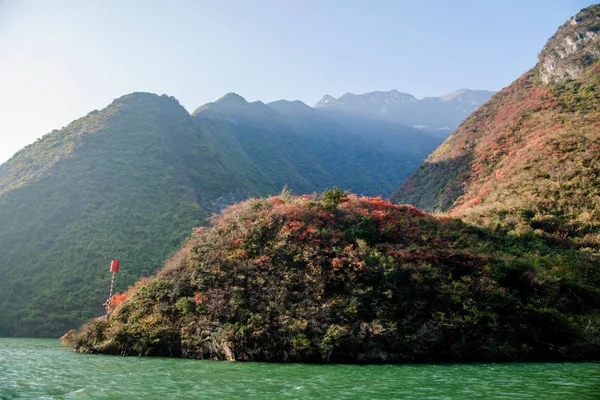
[385,90,417,103]
[314,95,336,107]
[109,92,182,108]
[193,93,252,116]
[267,99,312,114]
[336,90,417,103]
[193,93,281,121]
[313,88,494,130]
[215,92,248,104]
[439,89,470,101]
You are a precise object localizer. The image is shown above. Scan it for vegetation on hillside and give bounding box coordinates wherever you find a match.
[195,94,441,197]
[0,90,450,337]
[65,191,600,362]
[392,6,600,256]
[0,93,274,337]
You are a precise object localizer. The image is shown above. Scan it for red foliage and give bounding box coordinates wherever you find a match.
[270,197,285,206]
[108,292,129,309]
[193,292,204,305]
[331,257,344,269]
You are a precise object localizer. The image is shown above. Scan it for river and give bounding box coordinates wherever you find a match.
[1,338,598,399]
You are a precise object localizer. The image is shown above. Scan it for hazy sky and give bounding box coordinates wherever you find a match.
[0,0,592,163]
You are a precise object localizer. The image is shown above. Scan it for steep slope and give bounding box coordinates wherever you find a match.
[392,5,600,252]
[314,89,495,131]
[267,99,430,195]
[0,93,275,337]
[66,192,600,362]
[316,112,443,163]
[193,94,327,194]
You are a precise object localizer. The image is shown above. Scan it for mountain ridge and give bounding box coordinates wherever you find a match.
[313,88,495,131]
[0,91,278,336]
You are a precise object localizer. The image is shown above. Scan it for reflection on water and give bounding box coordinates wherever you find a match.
[1,338,599,399]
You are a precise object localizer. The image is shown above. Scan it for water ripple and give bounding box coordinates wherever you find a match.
[1,339,599,399]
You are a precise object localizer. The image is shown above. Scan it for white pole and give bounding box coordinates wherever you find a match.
[106,271,116,315]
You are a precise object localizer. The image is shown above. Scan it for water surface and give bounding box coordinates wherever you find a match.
[1,338,599,399]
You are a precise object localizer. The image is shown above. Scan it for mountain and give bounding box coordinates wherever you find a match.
[0,87,477,337]
[314,89,495,132]
[65,191,600,362]
[392,5,600,253]
[195,93,441,197]
[0,93,279,337]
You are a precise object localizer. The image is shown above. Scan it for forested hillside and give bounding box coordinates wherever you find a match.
[66,191,600,362]
[0,93,278,336]
[194,93,438,196]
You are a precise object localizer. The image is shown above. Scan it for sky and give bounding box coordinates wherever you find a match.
[0,0,593,163]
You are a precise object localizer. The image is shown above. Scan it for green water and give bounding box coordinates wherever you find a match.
[1,339,599,399]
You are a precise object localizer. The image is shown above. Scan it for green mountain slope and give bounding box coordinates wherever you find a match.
[267,99,423,195]
[0,93,275,337]
[392,5,600,254]
[193,94,325,194]
[195,94,442,197]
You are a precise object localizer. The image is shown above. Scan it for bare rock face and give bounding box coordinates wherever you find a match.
[538,6,600,84]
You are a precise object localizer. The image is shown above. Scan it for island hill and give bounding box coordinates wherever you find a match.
[63,5,600,362]
[65,189,599,362]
